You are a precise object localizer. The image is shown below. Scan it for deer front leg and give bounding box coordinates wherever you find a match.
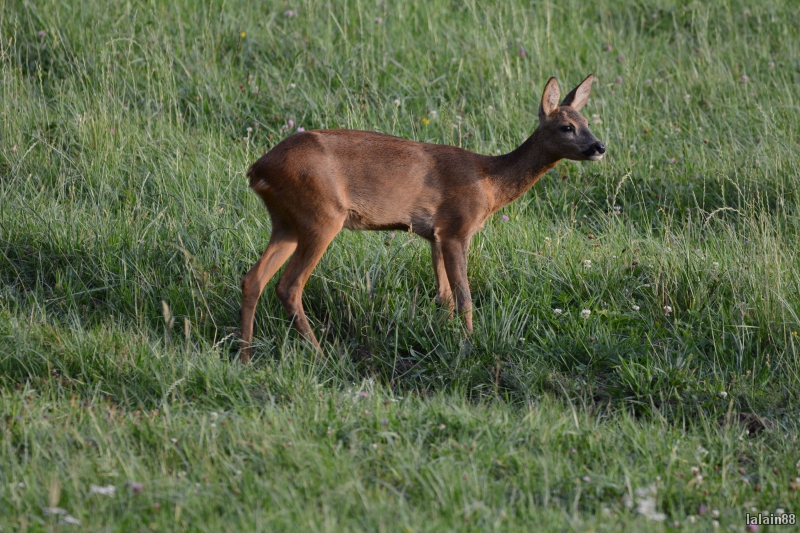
[430,240,454,316]
[440,237,473,333]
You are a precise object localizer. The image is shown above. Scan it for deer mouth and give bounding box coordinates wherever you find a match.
[587,152,604,161]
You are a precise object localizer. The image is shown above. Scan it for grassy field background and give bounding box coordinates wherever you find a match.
[2,0,800,530]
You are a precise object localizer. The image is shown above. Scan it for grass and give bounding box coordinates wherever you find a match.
[1,0,800,530]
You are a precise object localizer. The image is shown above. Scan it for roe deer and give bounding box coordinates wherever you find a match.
[240,74,605,362]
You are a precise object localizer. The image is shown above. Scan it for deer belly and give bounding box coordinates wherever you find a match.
[343,206,433,238]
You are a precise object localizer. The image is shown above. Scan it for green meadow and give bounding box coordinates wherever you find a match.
[2,0,799,530]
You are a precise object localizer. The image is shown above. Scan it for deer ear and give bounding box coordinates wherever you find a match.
[560,74,594,111]
[538,77,560,119]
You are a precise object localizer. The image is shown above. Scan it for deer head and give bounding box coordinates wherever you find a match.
[537,74,606,161]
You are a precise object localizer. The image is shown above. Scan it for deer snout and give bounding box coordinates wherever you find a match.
[585,141,606,161]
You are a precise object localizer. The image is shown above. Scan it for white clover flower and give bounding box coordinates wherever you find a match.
[632,305,640,311]
[613,205,621,215]
[583,259,592,269]
[393,99,401,106]
[719,391,728,399]
[553,308,563,316]
[712,262,719,269]
[581,309,591,319]
[663,305,672,315]
[89,484,116,497]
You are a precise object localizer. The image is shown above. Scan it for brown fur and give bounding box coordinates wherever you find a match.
[239,75,604,362]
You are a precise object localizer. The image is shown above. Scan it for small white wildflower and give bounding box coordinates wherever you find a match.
[210,423,216,428]
[632,305,640,311]
[592,113,602,124]
[553,308,563,316]
[583,259,592,269]
[456,115,463,122]
[170,438,178,444]
[581,309,591,319]
[719,391,728,399]
[711,509,720,518]
[663,305,672,315]
[684,94,691,100]
[245,127,252,133]
[429,110,438,118]
[613,205,621,215]
[712,262,719,269]
[776,508,785,515]
[89,484,116,497]
[712,520,720,528]
[288,83,296,89]
[210,412,219,419]
[636,496,666,521]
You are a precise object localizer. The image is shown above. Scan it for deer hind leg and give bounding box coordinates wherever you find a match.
[440,237,473,333]
[275,222,342,354]
[240,228,298,363]
[430,240,454,316]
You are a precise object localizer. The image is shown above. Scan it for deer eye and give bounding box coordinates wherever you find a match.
[560,125,574,133]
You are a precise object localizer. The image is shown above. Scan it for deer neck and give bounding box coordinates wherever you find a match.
[487,128,561,211]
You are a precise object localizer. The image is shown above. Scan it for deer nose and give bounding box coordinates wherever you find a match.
[594,142,606,154]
